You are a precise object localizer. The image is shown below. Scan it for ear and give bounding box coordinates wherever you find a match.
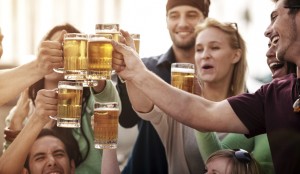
[231,49,242,64]
[70,159,76,174]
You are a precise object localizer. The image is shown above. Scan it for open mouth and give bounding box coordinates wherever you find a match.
[270,62,284,71]
[271,36,279,46]
[202,65,213,70]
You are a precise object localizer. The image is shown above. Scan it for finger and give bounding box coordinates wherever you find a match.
[57,30,67,43]
[40,41,63,50]
[111,40,133,57]
[120,29,135,49]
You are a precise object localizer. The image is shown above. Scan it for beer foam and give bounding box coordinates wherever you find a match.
[88,36,112,42]
[59,85,83,90]
[64,37,87,41]
[94,108,120,111]
[171,67,195,73]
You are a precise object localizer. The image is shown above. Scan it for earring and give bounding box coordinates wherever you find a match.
[293,96,300,112]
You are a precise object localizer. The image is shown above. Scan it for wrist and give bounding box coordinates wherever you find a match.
[4,127,21,142]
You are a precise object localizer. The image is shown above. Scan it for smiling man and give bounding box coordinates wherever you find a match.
[23,129,75,174]
[117,0,210,173]
[111,0,300,173]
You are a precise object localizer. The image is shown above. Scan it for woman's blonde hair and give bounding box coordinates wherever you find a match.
[195,18,248,97]
[206,149,262,174]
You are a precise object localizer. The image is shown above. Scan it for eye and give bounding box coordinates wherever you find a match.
[168,13,179,20]
[196,47,204,52]
[271,13,278,23]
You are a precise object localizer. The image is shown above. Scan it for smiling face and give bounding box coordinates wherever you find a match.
[195,27,241,84]
[264,0,300,64]
[27,136,75,174]
[166,5,204,50]
[266,39,288,79]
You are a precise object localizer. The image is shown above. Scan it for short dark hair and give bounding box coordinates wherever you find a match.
[24,128,82,171]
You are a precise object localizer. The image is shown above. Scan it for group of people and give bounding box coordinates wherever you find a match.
[0,0,298,173]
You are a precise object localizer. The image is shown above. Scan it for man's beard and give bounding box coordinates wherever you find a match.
[170,33,196,50]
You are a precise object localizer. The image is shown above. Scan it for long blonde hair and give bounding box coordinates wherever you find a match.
[195,18,248,97]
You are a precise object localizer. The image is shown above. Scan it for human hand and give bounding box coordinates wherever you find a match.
[36,30,66,76]
[32,89,58,126]
[9,88,30,130]
[92,80,106,93]
[111,30,146,82]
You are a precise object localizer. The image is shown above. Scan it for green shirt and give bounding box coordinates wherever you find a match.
[195,131,275,174]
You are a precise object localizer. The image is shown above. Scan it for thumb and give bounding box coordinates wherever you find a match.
[56,30,67,43]
[112,40,133,56]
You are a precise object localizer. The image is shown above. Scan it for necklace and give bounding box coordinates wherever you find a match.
[293,78,300,112]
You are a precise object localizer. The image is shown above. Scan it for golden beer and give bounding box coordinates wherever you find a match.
[57,81,83,128]
[63,33,88,80]
[93,102,119,149]
[171,63,195,93]
[95,24,120,41]
[131,34,140,54]
[87,34,113,80]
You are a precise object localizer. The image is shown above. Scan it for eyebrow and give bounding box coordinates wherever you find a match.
[32,149,66,159]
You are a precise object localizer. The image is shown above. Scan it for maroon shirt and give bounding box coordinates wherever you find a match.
[228,73,300,173]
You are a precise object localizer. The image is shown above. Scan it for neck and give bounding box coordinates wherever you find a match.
[201,78,232,101]
[172,45,195,64]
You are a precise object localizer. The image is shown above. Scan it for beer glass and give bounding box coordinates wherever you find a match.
[57,81,83,128]
[95,23,119,41]
[87,34,113,80]
[130,33,140,54]
[93,102,120,149]
[62,33,88,80]
[56,33,97,87]
[171,63,195,93]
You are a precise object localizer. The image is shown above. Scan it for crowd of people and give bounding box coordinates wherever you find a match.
[0,0,299,173]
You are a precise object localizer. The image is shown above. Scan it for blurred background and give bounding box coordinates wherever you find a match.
[0,0,275,165]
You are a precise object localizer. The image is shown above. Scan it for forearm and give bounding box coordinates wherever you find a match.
[0,61,42,105]
[101,149,120,174]
[126,81,153,113]
[0,115,45,173]
[194,131,223,162]
[129,69,248,133]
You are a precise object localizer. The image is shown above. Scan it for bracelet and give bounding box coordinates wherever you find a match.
[4,127,21,142]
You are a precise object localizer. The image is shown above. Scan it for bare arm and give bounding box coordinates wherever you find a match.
[0,89,57,173]
[112,39,248,134]
[0,31,64,106]
[101,149,120,174]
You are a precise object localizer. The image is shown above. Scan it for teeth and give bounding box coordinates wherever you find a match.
[271,36,279,46]
[177,31,190,36]
[269,62,282,68]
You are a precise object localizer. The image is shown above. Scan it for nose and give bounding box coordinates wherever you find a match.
[199,49,211,60]
[177,15,188,27]
[264,23,272,38]
[46,155,57,167]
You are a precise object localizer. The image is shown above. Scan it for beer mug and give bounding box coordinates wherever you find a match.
[95,23,120,41]
[57,81,83,128]
[57,33,97,87]
[130,33,140,54]
[171,63,195,93]
[87,34,113,80]
[62,33,88,80]
[93,102,120,149]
